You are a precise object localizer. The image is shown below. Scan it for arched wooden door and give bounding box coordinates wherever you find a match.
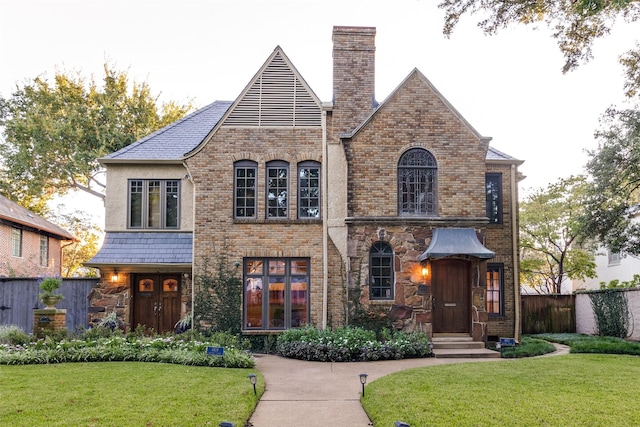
[432,259,471,333]
[132,274,181,333]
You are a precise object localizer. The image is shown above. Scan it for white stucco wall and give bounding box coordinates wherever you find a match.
[573,247,640,292]
[576,288,640,340]
[104,163,193,232]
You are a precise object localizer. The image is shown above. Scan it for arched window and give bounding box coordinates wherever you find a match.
[369,241,394,300]
[234,160,257,218]
[266,160,289,218]
[398,148,437,215]
[298,161,321,218]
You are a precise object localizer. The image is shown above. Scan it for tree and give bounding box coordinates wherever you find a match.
[582,106,640,254]
[49,205,102,277]
[0,64,193,211]
[520,175,596,294]
[438,0,640,96]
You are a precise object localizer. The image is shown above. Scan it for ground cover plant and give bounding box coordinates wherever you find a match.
[498,336,556,358]
[0,361,262,426]
[0,325,254,368]
[276,326,433,362]
[362,354,640,426]
[533,332,640,355]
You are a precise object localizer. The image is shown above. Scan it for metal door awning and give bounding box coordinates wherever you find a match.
[419,228,495,260]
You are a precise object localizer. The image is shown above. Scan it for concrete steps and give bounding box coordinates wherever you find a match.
[431,335,501,359]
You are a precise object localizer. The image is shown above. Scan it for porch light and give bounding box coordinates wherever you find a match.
[421,266,429,277]
[248,373,257,395]
[359,373,368,397]
[111,270,118,283]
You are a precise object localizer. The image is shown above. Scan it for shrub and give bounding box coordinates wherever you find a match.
[589,289,630,338]
[0,325,30,346]
[276,326,432,362]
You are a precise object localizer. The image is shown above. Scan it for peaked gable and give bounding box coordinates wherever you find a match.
[223,47,323,127]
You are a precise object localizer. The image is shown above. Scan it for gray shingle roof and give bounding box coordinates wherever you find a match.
[101,101,232,162]
[486,146,522,163]
[86,232,192,266]
[0,194,75,240]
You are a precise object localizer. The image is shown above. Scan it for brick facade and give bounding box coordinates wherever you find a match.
[0,222,65,277]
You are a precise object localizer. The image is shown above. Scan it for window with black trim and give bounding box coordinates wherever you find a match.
[266,161,289,218]
[486,173,503,224]
[128,179,180,229]
[40,235,49,267]
[398,148,437,215]
[11,228,22,257]
[234,160,257,218]
[486,263,504,316]
[298,161,321,218]
[244,258,310,330]
[370,241,394,300]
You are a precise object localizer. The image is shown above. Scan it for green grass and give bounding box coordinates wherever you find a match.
[0,362,263,426]
[533,333,640,355]
[499,336,556,358]
[362,354,640,426]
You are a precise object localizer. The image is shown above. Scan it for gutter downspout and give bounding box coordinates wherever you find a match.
[322,109,329,330]
[511,164,521,342]
[183,161,197,320]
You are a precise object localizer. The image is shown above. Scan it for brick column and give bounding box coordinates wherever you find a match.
[33,309,67,338]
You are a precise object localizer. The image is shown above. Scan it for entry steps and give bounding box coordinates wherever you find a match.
[431,335,501,359]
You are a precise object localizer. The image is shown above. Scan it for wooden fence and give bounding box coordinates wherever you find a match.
[0,278,99,334]
[521,294,576,334]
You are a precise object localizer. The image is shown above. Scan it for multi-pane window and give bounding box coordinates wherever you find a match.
[234,161,257,218]
[398,148,437,215]
[267,161,289,218]
[11,228,22,257]
[486,173,503,224]
[244,258,310,330]
[608,250,621,266]
[370,241,394,300]
[486,263,504,316]
[40,235,49,267]
[298,161,321,218]
[128,180,180,229]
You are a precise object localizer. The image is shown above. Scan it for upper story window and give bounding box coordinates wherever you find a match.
[40,235,49,267]
[267,161,289,218]
[398,148,437,215]
[235,160,257,218]
[608,250,621,266]
[486,173,503,224]
[11,227,22,257]
[370,241,394,300]
[298,161,321,219]
[129,179,180,229]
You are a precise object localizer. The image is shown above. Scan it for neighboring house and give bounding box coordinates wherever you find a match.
[0,194,75,277]
[87,26,524,341]
[573,247,640,291]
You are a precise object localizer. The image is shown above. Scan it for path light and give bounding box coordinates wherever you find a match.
[395,422,410,427]
[248,373,257,395]
[219,423,234,427]
[359,373,368,397]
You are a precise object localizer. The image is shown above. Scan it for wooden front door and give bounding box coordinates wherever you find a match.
[132,274,181,333]
[432,259,470,333]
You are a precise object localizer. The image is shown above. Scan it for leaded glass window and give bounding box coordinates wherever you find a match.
[398,148,437,215]
[370,241,394,300]
[267,161,288,218]
[298,161,321,218]
[234,161,257,218]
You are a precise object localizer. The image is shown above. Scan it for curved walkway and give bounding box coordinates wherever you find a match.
[248,344,570,427]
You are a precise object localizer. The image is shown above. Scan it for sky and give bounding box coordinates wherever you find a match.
[1,0,638,224]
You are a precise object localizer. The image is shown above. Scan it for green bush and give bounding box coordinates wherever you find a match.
[499,337,556,358]
[0,325,30,346]
[276,326,433,362]
[534,333,640,355]
[0,330,254,368]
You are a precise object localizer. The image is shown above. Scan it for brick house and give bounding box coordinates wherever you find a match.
[0,194,75,277]
[87,26,524,342]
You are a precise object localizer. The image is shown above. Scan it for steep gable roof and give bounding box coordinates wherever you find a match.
[0,194,75,240]
[223,47,323,128]
[100,101,232,163]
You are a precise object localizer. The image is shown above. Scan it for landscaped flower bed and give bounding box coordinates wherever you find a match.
[0,326,254,368]
[276,326,433,362]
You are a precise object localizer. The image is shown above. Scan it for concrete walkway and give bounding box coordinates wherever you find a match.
[247,344,570,426]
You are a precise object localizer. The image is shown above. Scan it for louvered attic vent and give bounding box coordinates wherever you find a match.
[224,52,322,127]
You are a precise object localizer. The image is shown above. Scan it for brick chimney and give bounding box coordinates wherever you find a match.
[332,26,377,134]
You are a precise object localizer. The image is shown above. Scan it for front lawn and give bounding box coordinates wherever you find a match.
[0,362,262,426]
[362,354,640,426]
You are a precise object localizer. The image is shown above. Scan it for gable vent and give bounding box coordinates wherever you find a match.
[224,52,322,127]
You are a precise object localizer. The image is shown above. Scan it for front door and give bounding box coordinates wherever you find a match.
[432,259,470,333]
[132,274,181,333]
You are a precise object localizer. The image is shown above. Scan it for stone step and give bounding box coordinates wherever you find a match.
[432,340,486,349]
